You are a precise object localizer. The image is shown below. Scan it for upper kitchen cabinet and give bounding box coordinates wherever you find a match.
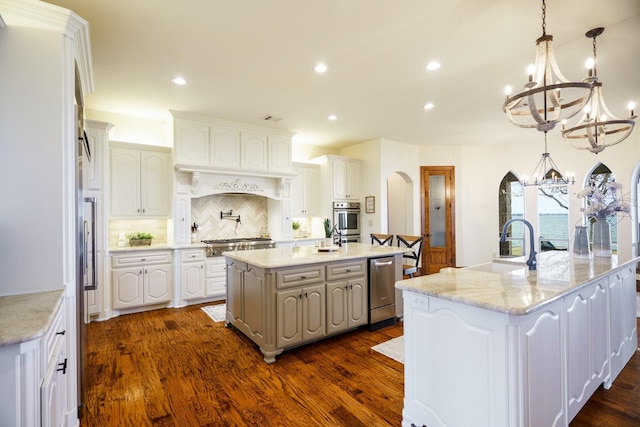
[110,142,170,217]
[291,162,319,215]
[171,111,293,175]
[313,155,362,202]
[84,120,114,191]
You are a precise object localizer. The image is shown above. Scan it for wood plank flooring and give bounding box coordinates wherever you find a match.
[81,303,640,427]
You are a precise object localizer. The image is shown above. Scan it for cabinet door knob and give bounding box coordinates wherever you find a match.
[56,330,66,336]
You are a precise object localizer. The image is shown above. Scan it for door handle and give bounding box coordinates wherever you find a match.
[84,197,97,291]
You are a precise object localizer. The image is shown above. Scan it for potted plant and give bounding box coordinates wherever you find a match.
[323,218,335,245]
[292,220,301,237]
[126,232,153,246]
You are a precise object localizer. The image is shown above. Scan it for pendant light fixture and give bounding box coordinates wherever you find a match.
[521,131,575,188]
[561,27,637,154]
[503,0,594,132]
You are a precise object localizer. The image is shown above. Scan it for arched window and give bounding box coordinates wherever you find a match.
[584,163,620,253]
[537,168,570,251]
[498,172,524,256]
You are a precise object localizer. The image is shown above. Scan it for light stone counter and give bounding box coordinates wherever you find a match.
[108,242,206,253]
[222,242,407,269]
[399,251,639,427]
[395,251,638,315]
[0,289,64,347]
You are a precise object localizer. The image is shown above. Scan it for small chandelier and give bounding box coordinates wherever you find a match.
[561,27,637,154]
[503,0,594,132]
[521,132,575,187]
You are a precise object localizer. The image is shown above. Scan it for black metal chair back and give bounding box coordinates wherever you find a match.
[397,235,424,277]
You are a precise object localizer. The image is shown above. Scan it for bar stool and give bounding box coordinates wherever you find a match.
[371,233,393,246]
[397,235,424,277]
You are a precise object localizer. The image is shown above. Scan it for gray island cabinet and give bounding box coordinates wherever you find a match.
[397,252,639,427]
[224,243,405,363]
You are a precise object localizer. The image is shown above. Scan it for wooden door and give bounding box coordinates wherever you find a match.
[421,166,456,274]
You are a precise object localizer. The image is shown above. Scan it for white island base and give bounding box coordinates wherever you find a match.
[398,254,638,427]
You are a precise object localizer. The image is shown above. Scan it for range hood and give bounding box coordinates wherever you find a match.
[176,169,295,200]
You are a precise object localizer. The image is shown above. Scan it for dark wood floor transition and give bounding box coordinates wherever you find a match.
[82,303,640,426]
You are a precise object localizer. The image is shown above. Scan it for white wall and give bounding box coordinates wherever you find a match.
[420,133,639,267]
[0,26,66,295]
[86,109,170,147]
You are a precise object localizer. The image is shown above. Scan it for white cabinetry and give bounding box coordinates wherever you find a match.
[331,157,361,200]
[40,301,67,427]
[178,249,206,302]
[401,263,639,427]
[84,121,113,319]
[206,257,227,299]
[110,142,170,217]
[172,111,293,174]
[111,251,172,310]
[0,294,66,427]
[564,279,608,420]
[608,265,637,384]
[291,163,319,215]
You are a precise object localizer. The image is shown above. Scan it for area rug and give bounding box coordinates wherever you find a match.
[371,336,404,364]
[202,304,226,322]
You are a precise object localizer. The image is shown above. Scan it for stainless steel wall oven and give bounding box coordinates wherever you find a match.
[333,201,361,241]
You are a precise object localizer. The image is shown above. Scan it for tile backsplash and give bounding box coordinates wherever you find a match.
[109,219,168,247]
[191,194,268,240]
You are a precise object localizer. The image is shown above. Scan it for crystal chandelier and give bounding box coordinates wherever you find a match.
[521,132,575,187]
[561,27,637,154]
[503,0,594,132]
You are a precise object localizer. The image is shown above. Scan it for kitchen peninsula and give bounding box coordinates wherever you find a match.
[224,243,407,363]
[397,252,639,427]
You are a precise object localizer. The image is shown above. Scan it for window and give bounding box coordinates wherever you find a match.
[585,163,619,253]
[498,172,524,256]
[537,168,569,251]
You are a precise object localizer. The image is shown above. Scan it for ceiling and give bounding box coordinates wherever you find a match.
[39,0,640,148]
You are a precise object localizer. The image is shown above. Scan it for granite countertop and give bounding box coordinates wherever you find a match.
[109,242,206,253]
[0,289,64,347]
[223,242,407,269]
[396,252,639,315]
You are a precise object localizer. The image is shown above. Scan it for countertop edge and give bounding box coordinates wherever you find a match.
[0,289,65,347]
[396,255,640,316]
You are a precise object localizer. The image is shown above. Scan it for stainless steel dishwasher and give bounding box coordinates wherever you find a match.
[368,256,397,330]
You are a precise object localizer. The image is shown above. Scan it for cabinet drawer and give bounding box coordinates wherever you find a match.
[112,251,172,267]
[206,257,226,277]
[276,266,325,289]
[180,249,206,263]
[42,301,65,365]
[326,261,366,281]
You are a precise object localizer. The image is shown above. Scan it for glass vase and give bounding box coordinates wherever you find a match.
[591,219,612,258]
[572,225,590,258]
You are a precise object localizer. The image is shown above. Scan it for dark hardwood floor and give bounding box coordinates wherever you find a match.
[81,303,640,427]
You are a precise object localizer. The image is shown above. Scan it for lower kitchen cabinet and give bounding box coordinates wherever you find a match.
[276,284,326,348]
[0,292,67,427]
[177,249,208,303]
[326,277,367,335]
[206,256,226,298]
[111,251,172,310]
[226,257,369,363]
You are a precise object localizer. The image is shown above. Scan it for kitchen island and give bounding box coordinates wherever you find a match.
[397,252,639,427]
[224,243,406,363]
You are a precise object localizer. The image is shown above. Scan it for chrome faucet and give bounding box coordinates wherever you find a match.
[500,219,537,271]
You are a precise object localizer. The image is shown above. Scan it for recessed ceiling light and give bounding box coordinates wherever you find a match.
[171,76,186,85]
[426,61,441,71]
[315,63,328,73]
[328,114,337,121]
[423,103,434,110]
